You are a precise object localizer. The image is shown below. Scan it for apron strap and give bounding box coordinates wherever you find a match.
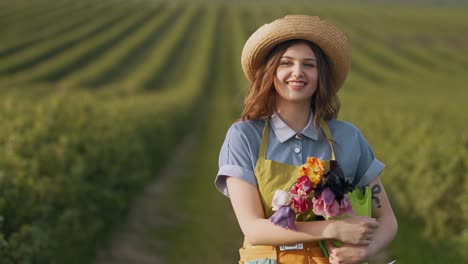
[258,120,269,160]
[319,118,336,161]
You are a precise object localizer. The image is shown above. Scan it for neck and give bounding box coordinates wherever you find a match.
[275,100,311,133]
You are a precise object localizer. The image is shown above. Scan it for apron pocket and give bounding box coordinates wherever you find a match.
[311,256,330,264]
[239,247,277,262]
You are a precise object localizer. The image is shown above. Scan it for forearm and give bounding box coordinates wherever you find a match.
[367,213,398,259]
[228,177,338,246]
[244,218,337,246]
[366,177,398,259]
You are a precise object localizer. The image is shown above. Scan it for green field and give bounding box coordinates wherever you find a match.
[0,0,466,263]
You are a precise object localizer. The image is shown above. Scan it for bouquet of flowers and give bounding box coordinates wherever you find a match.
[269,157,372,259]
[269,157,356,230]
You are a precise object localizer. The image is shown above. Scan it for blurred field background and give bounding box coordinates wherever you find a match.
[0,0,466,263]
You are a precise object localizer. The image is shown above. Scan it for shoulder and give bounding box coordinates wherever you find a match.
[326,119,362,139]
[220,120,265,164]
[227,119,265,139]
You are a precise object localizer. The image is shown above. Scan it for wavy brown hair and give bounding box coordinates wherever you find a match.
[241,39,341,124]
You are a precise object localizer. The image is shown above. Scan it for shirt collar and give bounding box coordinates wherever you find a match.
[270,109,318,143]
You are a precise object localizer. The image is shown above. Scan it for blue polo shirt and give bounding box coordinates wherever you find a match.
[215,110,384,197]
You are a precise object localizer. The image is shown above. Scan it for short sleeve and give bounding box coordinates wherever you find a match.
[354,130,385,187]
[214,123,258,197]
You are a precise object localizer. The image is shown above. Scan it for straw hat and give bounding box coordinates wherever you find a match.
[241,15,351,90]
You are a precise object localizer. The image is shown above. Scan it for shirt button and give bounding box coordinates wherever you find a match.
[294,147,301,154]
[295,134,302,140]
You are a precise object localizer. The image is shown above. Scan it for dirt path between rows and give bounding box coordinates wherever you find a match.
[93,120,201,264]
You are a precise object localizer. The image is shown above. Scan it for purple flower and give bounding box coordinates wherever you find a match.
[269,206,296,230]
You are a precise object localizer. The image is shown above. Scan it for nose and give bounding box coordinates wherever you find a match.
[291,64,304,78]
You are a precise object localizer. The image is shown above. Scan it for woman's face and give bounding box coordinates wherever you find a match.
[274,42,318,106]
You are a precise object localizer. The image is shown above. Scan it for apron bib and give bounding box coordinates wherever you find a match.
[255,119,335,220]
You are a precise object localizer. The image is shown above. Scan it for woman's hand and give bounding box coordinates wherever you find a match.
[331,216,379,245]
[327,242,372,264]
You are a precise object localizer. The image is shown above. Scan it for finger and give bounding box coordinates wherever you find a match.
[363,220,379,230]
[367,231,377,239]
[363,231,375,240]
[325,240,335,253]
[356,232,372,245]
[368,218,380,228]
[359,216,377,221]
[365,238,372,245]
[370,223,380,230]
[358,238,371,246]
[328,252,338,264]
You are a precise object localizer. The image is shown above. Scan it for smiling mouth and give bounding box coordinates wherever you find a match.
[287,81,306,87]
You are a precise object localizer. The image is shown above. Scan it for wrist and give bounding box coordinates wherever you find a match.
[323,220,339,240]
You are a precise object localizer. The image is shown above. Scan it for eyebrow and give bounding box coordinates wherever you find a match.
[281,56,316,61]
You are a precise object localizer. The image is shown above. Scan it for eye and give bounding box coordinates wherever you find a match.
[304,63,316,68]
[280,60,292,66]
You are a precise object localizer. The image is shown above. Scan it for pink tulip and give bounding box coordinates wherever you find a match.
[312,188,339,218]
[291,194,310,213]
[290,175,313,195]
[338,195,354,217]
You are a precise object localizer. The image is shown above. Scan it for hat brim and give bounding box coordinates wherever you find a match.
[241,15,351,91]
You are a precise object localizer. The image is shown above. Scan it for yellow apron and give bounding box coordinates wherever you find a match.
[239,119,371,264]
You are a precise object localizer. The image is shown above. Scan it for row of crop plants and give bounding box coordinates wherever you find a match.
[0,6,155,86]
[0,3,217,93]
[0,1,218,263]
[59,4,184,88]
[0,2,136,76]
[0,2,127,61]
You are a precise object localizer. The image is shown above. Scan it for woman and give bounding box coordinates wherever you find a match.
[215,15,397,264]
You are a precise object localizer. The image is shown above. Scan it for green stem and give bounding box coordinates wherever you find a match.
[318,240,329,257]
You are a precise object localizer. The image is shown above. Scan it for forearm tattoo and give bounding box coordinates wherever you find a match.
[371,184,382,208]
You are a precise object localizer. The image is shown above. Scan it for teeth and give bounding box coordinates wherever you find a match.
[289,81,305,86]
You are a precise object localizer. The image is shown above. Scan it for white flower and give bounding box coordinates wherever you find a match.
[271,190,292,211]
